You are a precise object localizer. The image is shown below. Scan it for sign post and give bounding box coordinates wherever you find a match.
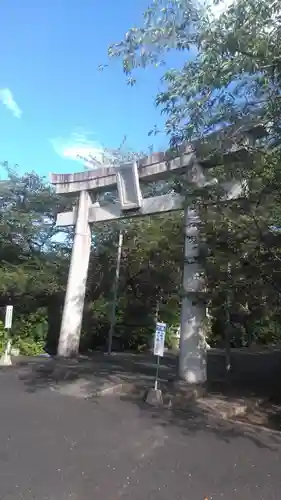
[107,229,123,355]
[5,305,13,330]
[153,322,166,390]
[0,306,13,366]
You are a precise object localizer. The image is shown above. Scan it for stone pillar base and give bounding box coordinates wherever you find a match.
[145,388,164,406]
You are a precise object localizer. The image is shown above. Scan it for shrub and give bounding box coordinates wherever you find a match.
[15,338,45,356]
[11,308,47,356]
[165,325,179,350]
[0,320,6,353]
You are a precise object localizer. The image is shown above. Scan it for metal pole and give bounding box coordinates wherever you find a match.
[225,222,232,374]
[155,300,160,323]
[154,298,161,390]
[107,229,123,355]
[225,261,232,373]
[155,355,160,390]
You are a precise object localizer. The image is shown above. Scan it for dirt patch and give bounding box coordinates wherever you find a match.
[194,388,281,432]
[163,379,281,432]
[233,400,281,430]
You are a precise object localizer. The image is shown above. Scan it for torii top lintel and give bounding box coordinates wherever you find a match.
[50,146,195,195]
[50,120,266,196]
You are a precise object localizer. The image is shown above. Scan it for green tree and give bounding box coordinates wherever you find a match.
[0,165,72,352]
[107,0,281,347]
[77,143,183,351]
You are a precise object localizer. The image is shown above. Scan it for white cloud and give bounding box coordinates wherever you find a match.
[211,0,234,17]
[50,131,115,169]
[202,0,279,31]
[0,88,22,118]
[198,0,235,18]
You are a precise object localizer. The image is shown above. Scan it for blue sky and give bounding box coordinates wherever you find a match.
[0,0,189,178]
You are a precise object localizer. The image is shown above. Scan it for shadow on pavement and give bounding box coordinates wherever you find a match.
[15,352,176,394]
[119,392,281,452]
[4,352,281,450]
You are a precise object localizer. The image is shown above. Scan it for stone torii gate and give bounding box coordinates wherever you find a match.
[50,132,255,383]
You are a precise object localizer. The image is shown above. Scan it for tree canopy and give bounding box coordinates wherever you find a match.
[0,165,183,354]
[107,0,281,346]
[109,0,280,142]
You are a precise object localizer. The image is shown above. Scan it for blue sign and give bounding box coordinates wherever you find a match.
[154,322,167,357]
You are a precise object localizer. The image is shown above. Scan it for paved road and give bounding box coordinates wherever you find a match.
[0,367,281,500]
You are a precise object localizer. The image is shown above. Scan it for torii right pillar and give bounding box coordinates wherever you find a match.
[178,205,207,383]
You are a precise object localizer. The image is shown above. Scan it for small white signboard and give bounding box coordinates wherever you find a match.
[153,322,166,357]
[5,305,13,329]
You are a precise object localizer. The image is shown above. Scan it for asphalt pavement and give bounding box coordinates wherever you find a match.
[0,365,281,500]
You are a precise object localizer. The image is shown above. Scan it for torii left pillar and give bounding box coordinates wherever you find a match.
[58,190,91,356]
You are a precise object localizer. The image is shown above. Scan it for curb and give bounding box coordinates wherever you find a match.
[196,398,249,420]
[95,381,149,397]
[50,379,147,399]
[91,383,127,397]
[50,381,126,398]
